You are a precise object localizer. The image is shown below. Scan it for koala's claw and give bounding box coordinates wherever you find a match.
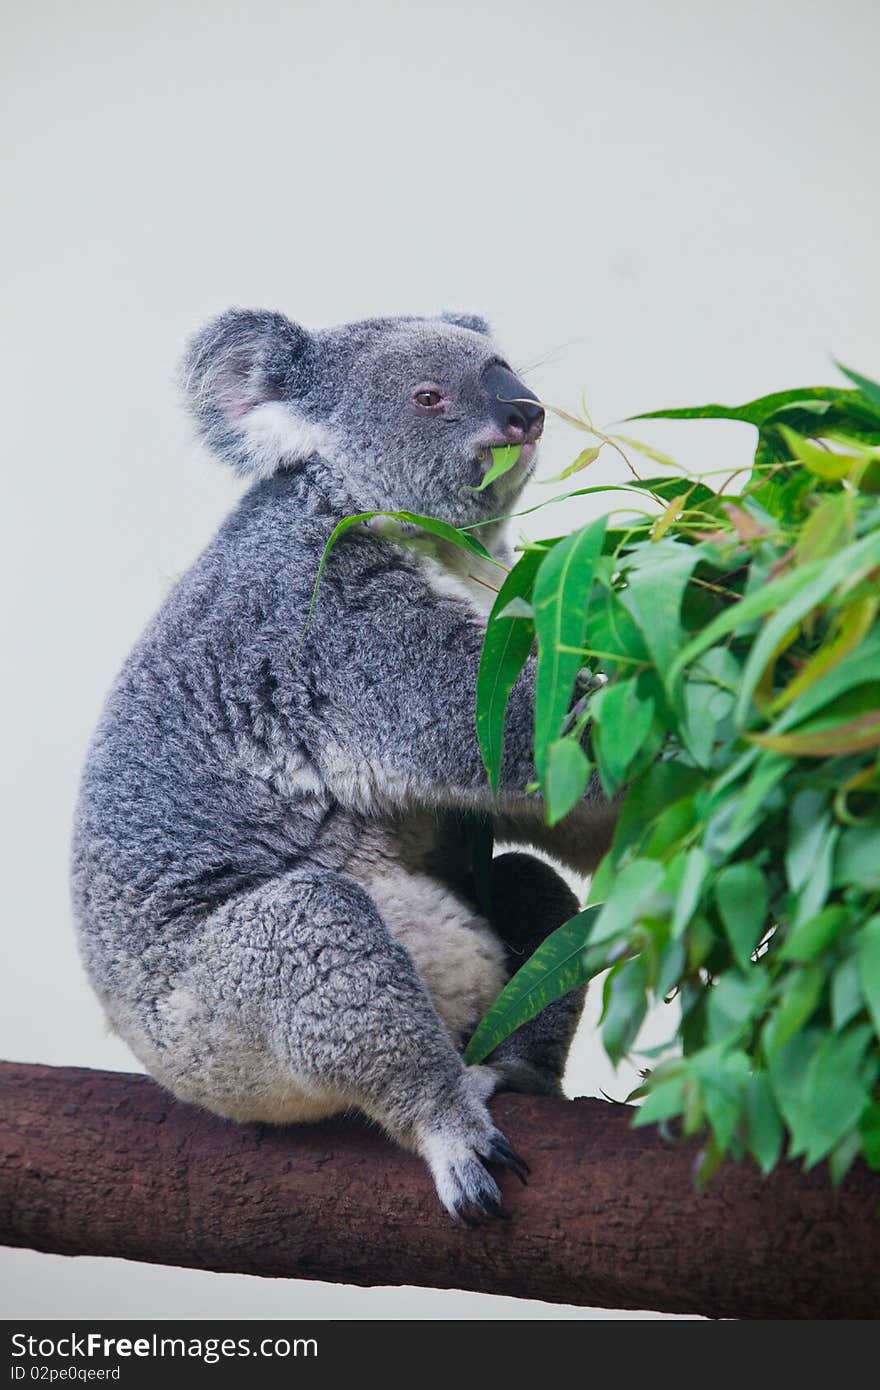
[485,1133,530,1185]
[420,1069,531,1223]
[432,1151,506,1224]
[423,1121,529,1222]
[454,1177,510,1227]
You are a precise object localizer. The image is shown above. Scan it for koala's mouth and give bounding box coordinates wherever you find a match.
[474,440,537,484]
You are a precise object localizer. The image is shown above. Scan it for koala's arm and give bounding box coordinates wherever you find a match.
[302,545,612,875]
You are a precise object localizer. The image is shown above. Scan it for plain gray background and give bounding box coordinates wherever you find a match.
[2,0,877,1320]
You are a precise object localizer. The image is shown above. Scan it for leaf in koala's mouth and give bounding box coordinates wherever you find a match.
[468,445,522,493]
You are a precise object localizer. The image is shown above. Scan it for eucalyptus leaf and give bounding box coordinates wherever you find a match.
[714,863,769,970]
[618,541,701,700]
[476,548,543,794]
[857,917,880,1039]
[632,1075,686,1127]
[835,362,880,419]
[463,907,603,1064]
[733,530,880,725]
[666,530,880,698]
[780,906,850,964]
[544,738,592,825]
[532,516,608,780]
[765,966,824,1051]
[630,386,867,428]
[707,972,769,1044]
[468,444,522,493]
[602,955,649,1065]
[591,678,656,795]
[589,859,666,947]
[745,1073,784,1175]
[672,847,711,938]
[462,363,880,1187]
[831,955,864,1031]
[785,790,830,894]
[835,825,880,891]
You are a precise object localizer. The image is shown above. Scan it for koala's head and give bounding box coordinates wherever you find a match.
[180,309,544,524]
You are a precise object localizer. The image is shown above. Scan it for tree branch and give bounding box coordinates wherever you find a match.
[1,1060,877,1318]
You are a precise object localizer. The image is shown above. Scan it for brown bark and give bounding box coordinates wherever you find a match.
[0,1059,877,1318]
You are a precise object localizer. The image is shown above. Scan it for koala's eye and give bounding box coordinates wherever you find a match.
[413,384,446,411]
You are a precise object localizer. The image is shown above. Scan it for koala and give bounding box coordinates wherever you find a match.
[71,308,616,1223]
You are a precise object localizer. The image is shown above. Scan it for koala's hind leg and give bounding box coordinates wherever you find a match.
[152,868,526,1222]
[485,852,585,1098]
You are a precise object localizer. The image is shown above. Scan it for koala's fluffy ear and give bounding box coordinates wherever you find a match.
[439,310,491,336]
[179,308,327,478]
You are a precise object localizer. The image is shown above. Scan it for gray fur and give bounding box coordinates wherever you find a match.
[72,308,614,1221]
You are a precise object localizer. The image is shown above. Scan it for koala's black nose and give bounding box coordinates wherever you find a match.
[482,363,545,442]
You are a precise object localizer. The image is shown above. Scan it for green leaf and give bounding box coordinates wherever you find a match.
[778,427,862,482]
[767,1028,822,1148]
[706,972,770,1044]
[544,738,592,825]
[618,541,701,699]
[540,444,602,484]
[611,762,703,859]
[749,712,880,757]
[714,865,769,971]
[463,905,604,1064]
[857,916,880,1039]
[686,914,717,971]
[496,596,533,620]
[765,966,824,1050]
[532,516,608,780]
[829,1128,863,1187]
[468,444,522,493]
[476,548,543,794]
[672,847,711,938]
[628,386,860,428]
[778,626,880,729]
[632,1074,686,1127]
[831,955,864,1030]
[780,906,850,964]
[835,825,880,892]
[778,1025,874,1166]
[734,529,880,725]
[704,753,790,859]
[680,648,739,768]
[745,1074,784,1175]
[588,850,616,906]
[785,790,830,894]
[738,629,880,769]
[642,797,698,859]
[704,1055,752,1153]
[656,938,686,997]
[591,679,655,795]
[792,827,839,928]
[584,584,650,671]
[588,859,666,948]
[767,1024,876,1164]
[666,529,880,699]
[792,492,853,568]
[860,1102,880,1170]
[601,955,649,1065]
[835,362,880,420]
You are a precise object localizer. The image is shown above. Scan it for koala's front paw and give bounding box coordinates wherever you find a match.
[418,1071,529,1224]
